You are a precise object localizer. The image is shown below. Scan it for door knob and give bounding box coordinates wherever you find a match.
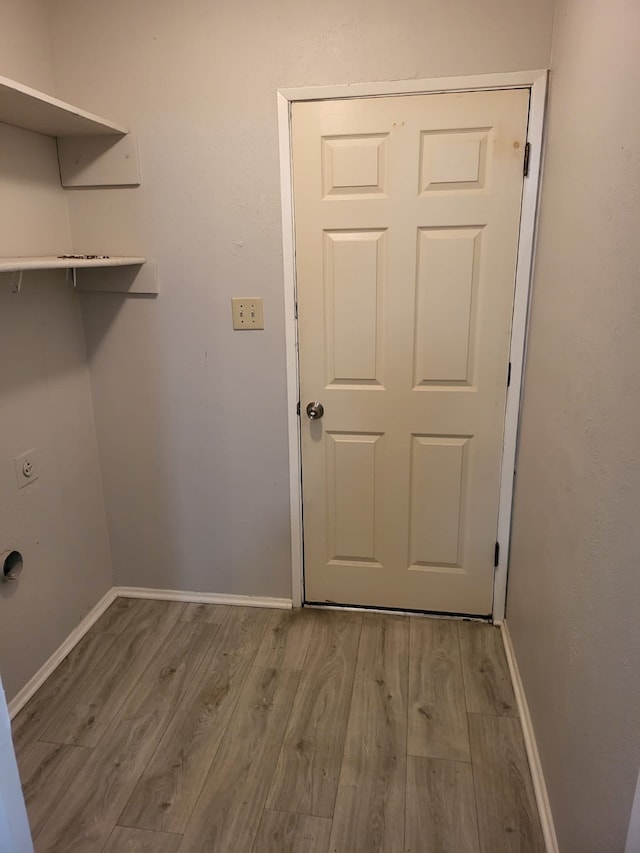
[306,401,324,420]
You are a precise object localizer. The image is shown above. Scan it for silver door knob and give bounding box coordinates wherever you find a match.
[306,401,324,420]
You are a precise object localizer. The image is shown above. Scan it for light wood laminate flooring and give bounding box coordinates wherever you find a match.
[12,599,544,852]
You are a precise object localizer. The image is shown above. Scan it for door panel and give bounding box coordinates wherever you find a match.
[408,435,469,568]
[420,128,490,192]
[327,432,383,565]
[293,90,529,614]
[323,134,389,197]
[325,229,386,385]
[414,227,481,385]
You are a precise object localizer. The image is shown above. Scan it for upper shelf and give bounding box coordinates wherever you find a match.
[0,74,128,137]
[0,256,145,272]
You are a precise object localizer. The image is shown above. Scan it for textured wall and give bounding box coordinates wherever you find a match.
[1,0,55,92]
[0,0,113,702]
[47,0,554,596]
[507,1,640,850]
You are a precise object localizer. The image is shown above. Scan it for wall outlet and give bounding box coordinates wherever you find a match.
[14,449,40,489]
[231,297,264,330]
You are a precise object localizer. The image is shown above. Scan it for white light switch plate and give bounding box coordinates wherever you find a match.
[231,297,264,330]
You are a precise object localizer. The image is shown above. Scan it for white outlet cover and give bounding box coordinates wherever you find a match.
[14,448,40,489]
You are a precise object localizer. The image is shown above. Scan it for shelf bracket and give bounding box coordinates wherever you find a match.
[75,262,158,294]
[57,135,140,188]
[65,267,78,288]
[10,270,23,294]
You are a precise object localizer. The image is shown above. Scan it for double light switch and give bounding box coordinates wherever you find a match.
[231,297,264,330]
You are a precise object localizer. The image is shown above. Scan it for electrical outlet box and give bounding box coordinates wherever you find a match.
[14,449,40,489]
[231,297,264,330]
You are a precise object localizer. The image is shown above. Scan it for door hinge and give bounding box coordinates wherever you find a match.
[294,301,298,319]
[296,401,300,416]
[523,142,531,177]
[494,541,500,568]
[507,361,512,387]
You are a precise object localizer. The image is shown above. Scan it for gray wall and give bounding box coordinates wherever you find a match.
[507,0,640,850]
[0,0,113,702]
[47,0,554,597]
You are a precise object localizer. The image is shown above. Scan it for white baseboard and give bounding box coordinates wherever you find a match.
[8,587,117,720]
[500,620,559,853]
[113,586,293,610]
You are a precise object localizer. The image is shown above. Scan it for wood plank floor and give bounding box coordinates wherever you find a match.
[12,599,545,852]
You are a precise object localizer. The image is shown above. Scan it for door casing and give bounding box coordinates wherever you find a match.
[277,70,548,622]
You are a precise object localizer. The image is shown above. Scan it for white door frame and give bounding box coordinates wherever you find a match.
[277,70,548,622]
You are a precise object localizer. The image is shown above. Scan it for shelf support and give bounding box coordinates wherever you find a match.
[1,258,156,294]
[10,270,23,294]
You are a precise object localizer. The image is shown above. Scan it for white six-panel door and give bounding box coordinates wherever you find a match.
[293,90,529,614]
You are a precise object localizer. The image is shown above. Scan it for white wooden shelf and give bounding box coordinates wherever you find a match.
[0,256,145,272]
[0,256,157,294]
[0,74,127,137]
